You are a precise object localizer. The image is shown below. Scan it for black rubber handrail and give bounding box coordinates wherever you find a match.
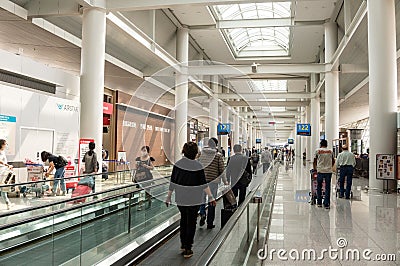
[195,160,279,266]
[0,175,171,219]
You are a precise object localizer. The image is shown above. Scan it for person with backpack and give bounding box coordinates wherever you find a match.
[41,151,68,196]
[250,151,259,175]
[226,144,252,206]
[82,142,98,193]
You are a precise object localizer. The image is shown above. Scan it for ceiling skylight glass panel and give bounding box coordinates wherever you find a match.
[213,2,292,58]
[251,80,287,92]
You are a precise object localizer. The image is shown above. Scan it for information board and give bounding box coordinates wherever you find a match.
[217,123,231,135]
[0,114,16,155]
[296,123,311,136]
[376,154,395,180]
[288,138,294,144]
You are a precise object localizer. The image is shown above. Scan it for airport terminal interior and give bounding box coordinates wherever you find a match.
[0,0,400,265]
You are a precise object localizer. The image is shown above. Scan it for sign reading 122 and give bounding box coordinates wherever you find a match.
[296,123,311,136]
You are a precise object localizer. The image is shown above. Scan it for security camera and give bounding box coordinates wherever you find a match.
[251,62,257,73]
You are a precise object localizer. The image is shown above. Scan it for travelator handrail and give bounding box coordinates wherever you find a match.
[195,161,279,266]
[0,169,132,189]
[0,174,171,221]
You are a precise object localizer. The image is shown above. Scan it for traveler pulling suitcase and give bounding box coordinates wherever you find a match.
[220,185,237,228]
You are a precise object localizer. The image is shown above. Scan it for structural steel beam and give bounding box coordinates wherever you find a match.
[183,64,325,76]
[106,0,325,11]
[189,19,325,30]
[26,0,80,17]
[217,92,314,100]
[227,100,309,107]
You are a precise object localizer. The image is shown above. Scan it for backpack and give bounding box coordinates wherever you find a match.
[57,155,68,168]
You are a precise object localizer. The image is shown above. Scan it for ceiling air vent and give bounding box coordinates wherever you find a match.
[0,69,56,94]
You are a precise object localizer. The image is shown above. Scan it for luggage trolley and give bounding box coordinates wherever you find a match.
[309,169,325,205]
[25,163,48,197]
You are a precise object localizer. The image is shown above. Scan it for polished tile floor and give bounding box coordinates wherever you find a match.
[265,160,400,265]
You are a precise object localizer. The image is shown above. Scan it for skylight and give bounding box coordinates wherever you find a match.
[251,80,287,91]
[213,2,292,58]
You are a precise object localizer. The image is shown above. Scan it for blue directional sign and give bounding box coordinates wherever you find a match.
[217,123,231,135]
[296,123,311,136]
[288,138,294,144]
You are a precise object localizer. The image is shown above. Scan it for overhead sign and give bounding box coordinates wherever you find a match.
[288,138,294,144]
[296,123,311,136]
[256,138,261,143]
[217,123,231,135]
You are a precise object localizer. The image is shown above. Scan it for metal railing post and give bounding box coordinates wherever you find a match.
[246,205,250,242]
[128,193,132,233]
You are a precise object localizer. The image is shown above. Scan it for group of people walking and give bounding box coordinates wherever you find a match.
[166,138,274,258]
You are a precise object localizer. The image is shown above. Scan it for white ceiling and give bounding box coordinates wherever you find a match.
[1,0,400,142]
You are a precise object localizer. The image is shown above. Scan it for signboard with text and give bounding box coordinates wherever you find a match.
[217,123,231,135]
[296,123,311,136]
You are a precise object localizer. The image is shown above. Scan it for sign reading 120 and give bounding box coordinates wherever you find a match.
[296,123,311,136]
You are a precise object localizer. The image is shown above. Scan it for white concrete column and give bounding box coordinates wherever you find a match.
[174,27,189,162]
[221,105,229,154]
[324,21,339,148]
[296,115,302,160]
[209,76,219,138]
[233,113,240,145]
[306,105,311,161]
[300,107,306,156]
[242,118,247,147]
[80,8,106,164]
[311,75,321,159]
[248,122,253,149]
[368,0,397,190]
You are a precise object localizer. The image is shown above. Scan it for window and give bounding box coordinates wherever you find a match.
[213,2,292,58]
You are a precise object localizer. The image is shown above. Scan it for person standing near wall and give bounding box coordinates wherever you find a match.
[336,145,356,199]
[0,139,14,210]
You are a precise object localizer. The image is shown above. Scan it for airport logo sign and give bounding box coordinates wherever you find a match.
[56,103,79,112]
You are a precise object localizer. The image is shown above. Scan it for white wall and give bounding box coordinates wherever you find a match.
[0,49,80,100]
[0,83,80,164]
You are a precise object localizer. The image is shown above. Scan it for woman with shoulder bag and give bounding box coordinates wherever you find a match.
[134,146,155,210]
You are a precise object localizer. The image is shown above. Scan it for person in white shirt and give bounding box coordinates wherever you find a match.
[336,145,356,199]
[313,139,335,209]
[0,139,13,210]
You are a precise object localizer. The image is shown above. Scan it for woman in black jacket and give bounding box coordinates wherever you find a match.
[165,142,216,259]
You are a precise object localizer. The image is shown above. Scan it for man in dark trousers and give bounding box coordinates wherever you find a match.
[336,145,356,199]
[226,144,252,206]
[198,137,227,229]
[313,139,335,209]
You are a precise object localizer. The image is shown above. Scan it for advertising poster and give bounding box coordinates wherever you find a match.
[376,154,395,180]
[78,138,94,175]
[0,114,16,155]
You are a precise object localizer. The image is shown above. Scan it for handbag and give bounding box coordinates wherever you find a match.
[239,170,252,186]
[134,159,153,183]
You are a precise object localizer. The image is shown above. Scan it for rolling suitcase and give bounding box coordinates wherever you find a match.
[71,185,92,203]
[221,208,236,228]
[220,185,237,228]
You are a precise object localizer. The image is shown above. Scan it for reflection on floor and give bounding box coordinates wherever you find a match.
[265,160,399,265]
